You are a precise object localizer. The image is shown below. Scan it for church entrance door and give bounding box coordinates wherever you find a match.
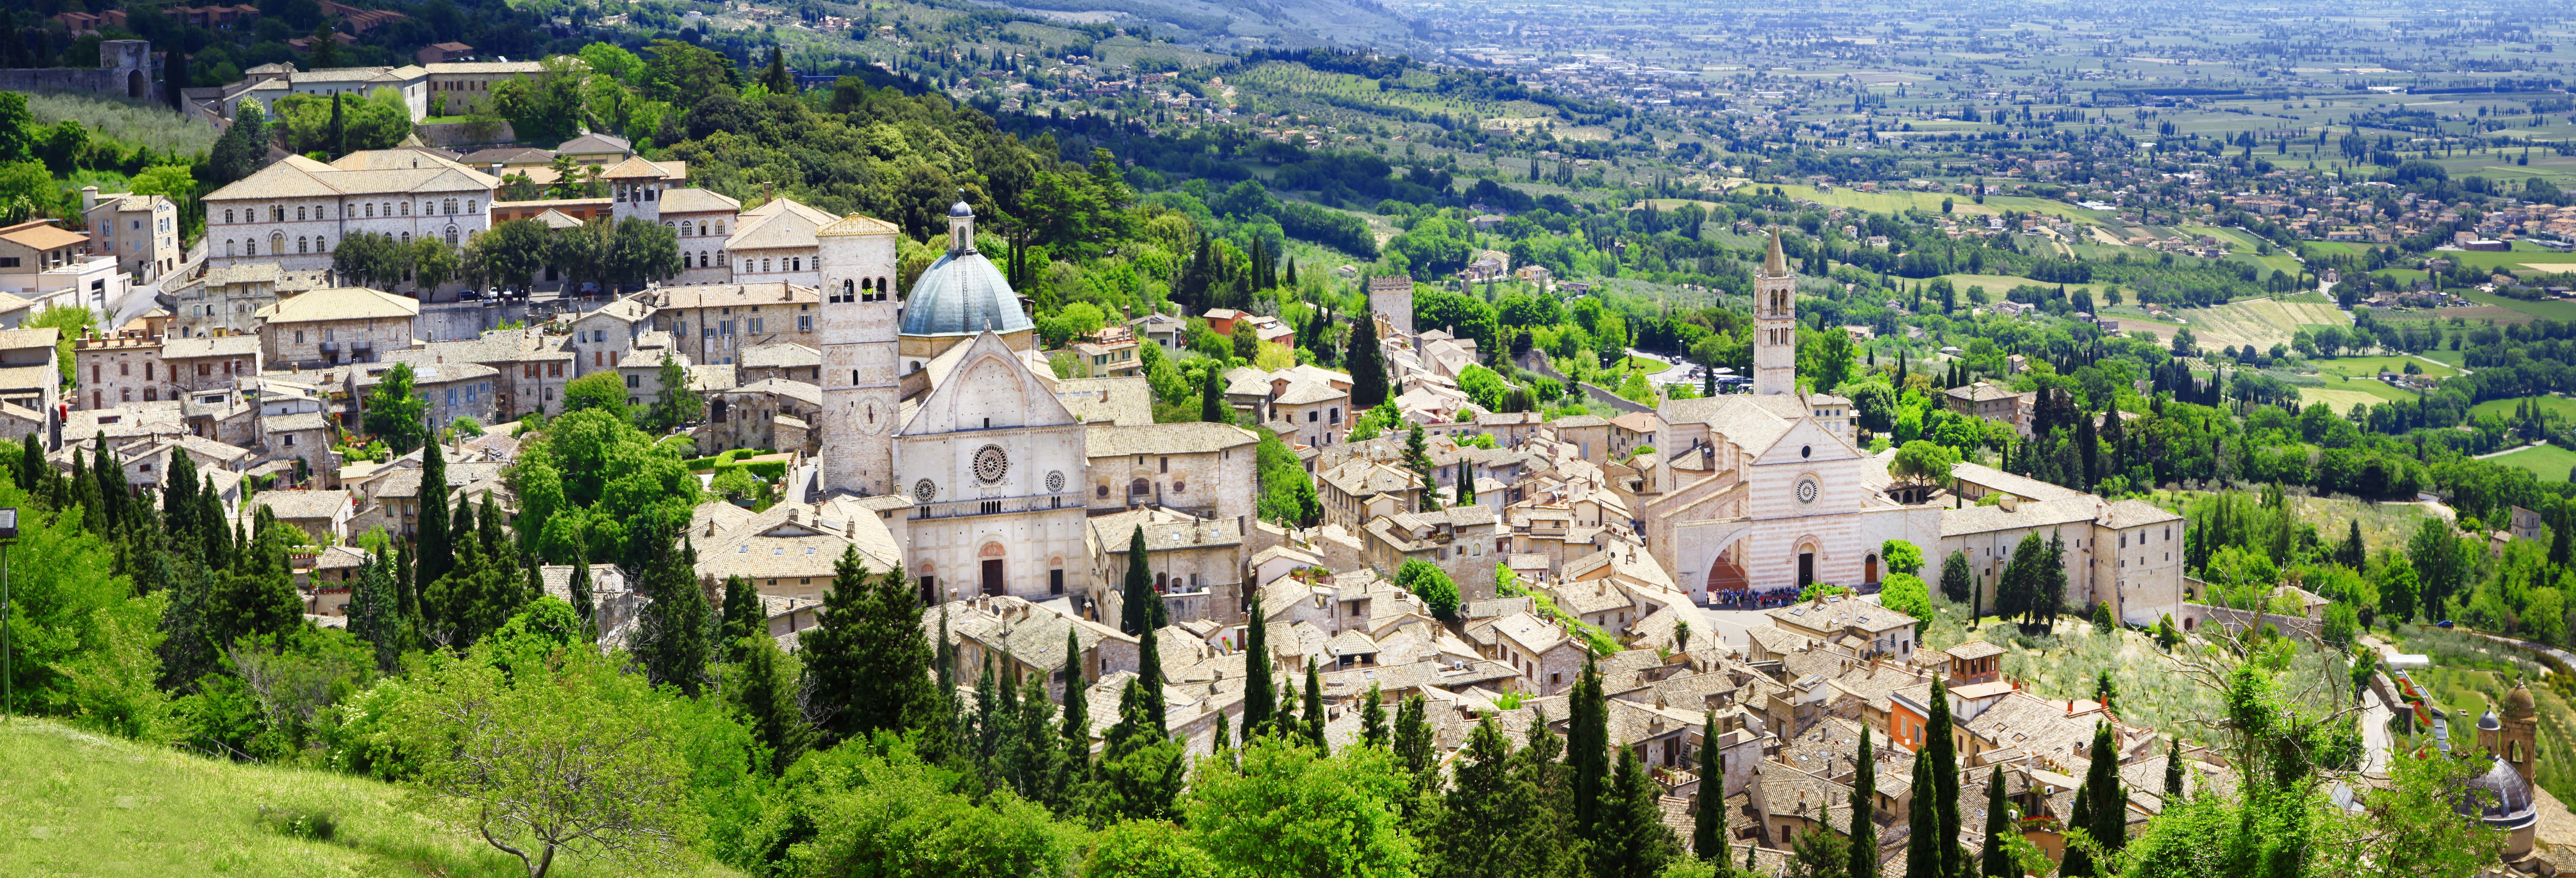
[982,559,1005,595]
[1865,554,1878,584]
[1797,553,1814,588]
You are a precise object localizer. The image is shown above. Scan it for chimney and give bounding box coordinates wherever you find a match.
[1998,494,2019,512]
[490,163,503,176]
[82,186,99,211]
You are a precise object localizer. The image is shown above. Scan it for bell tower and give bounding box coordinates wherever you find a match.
[815,212,902,496]
[1752,229,1798,396]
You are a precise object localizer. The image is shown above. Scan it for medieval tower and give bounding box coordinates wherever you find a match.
[1752,229,1799,396]
[814,213,903,496]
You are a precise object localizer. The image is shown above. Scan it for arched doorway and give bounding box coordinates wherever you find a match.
[978,542,1006,595]
[128,70,146,98]
[1704,535,1752,603]
[1865,553,1879,584]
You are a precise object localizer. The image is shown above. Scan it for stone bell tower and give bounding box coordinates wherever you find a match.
[1751,229,1799,396]
[815,212,902,496]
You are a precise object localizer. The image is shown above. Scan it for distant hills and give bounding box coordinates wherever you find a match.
[992,0,1416,49]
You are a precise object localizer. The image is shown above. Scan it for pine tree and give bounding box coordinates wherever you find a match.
[1359,683,1387,748]
[803,548,935,743]
[1302,662,1328,753]
[1004,672,1056,803]
[1695,710,1728,859]
[633,521,710,696]
[1596,746,1681,878]
[2341,519,2368,569]
[1348,314,1388,408]
[396,540,420,646]
[1243,587,1274,736]
[1405,423,1439,512]
[328,92,346,158]
[1848,727,1877,878]
[2076,406,2100,491]
[1978,765,2014,876]
[2063,780,2095,878]
[1568,661,1609,835]
[1137,618,1166,736]
[1093,676,1185,823]
[1909,756,1945,878]
[760,45,792,93]
[721,574,762,661]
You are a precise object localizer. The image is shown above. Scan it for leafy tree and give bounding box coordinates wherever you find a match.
[409,237,460,294]
[606,216,683,289]
[207,99,268,186]
[466,218,550,292]
[1090,677,1186,824]
[1789,817,1850,878]
[392,647,692,878]
[1393,558,1461,620]
[1085,820,1218,878]
[363,362,431,453]
[1359,683,1388,748]
[560,371,631,422]
[347,549,404,674]
[1880,539,1923,577]
[642,351,704,434]
[1891,440,1960,485]
[1186,737,1421,877]
[1878,573,1933,631]
[1394,693,1438,809]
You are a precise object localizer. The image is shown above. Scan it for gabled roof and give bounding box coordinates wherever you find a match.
[255,286,419,323]
[659,187,740,214]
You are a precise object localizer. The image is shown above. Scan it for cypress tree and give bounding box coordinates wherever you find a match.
[2165,737,2185,798]
[1695,710,1728,859]
[721,573,762,661]
[1394,693,1436,806]
[1360,683,1387,747]
[418,440,451,586]
[2084,722,2125,866]
[2063,781,2095,878]
[349,550,402,673]
[1200,364,1227,423]
[1929,677,1964,877]
[1908,756,1944,878]
[1137,618,1166,735]
[633,524,710,696]
[396,540,420,645]
[1978,765,2014,876]
[1121,526,1159,635]
[1848,727,1877,878]
[1348,313,1388,408]
[1243,587,1273,735]
[1303,661,1328,753]
[734,629,809,775]
[2076,406,2099,491]
[1568,660,1609,835]
[328,92,346,157]
[1059,628,1090,771]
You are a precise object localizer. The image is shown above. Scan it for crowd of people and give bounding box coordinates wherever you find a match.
[1711,586,1806,609]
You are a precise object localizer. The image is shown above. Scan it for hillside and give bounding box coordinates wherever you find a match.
[997,0,1416,49]
[0,719,734,878]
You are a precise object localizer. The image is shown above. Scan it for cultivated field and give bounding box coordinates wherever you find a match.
[2166,298,2349,352]
[24,90,218,159]
[2299,386,2402,413]
[2312,355,2459,380]
[2468,395,2576,421]
[2462,290,2576,323]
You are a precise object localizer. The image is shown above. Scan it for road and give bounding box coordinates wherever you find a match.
[106,239,205,329]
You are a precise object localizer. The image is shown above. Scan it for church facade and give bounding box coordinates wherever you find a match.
[806,199,1246,611]
[1640,232,1941,601]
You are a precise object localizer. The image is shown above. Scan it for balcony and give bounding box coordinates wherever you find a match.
[910,491,1085,521]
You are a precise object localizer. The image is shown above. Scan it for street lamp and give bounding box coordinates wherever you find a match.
[0,507,15,725]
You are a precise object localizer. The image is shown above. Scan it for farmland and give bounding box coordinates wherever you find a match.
[2468,395,2576,422]
[2460,289,2576,323]
[2481,444,2576,482]
[2310,355,2458,380]
[2164,298,2349,353]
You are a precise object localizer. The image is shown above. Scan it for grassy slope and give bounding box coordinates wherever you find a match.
[2485,444,2576,482]
[0,719,735,878]
[2468,395,2576,421]
[2462,289,2576,322]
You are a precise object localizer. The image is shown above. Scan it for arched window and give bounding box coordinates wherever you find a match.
[272,206,284,221]
[840,279,853,302]
[223,209,234,223]
[465,201,476,213]
[717,252,727,267]
[316,236,328,252]
[697,221,707,236]
[791,257,802,272]
[1130,478,1151,496]
[674,222,686,236]
[401,202,411,216]
[296,206,306,221]
[297,237,308,254]
[384,202,393,216]
[363,203,373,217]
[714,221,726,234]
[445,226,459,245]
[400,231,411,245]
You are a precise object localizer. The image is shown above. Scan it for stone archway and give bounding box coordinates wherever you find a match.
[128,69,146,98]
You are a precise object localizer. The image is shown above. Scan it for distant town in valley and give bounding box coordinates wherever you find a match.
[1,1,2573,876]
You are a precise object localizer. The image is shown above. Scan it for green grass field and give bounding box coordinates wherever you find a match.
[2450,248,2576,272]
[2460,289,2576,322]
[2300,383,2413,411]
[2312,355,2458,379]
[1934,273,2119,298]
[2483,443,2576,482]
[1741,183,1990,216]
[2469,395,2576,421]
[0,719,734,877]
[2419,348,2471,368]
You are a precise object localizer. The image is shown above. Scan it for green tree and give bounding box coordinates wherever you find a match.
[392,647,692,878]
[1911,756,1947,878]
[1880,539,1923,576]
[1242,587,1273,736]
[560,371,631,422]
[801,549,934,745]
[629,520,708,695]
[1695,710,1728,859]
[1091,677,1186,824]
[1348,314,1388,408]
[207,99,268,186]
[1200,363,1228,423]
[642,351,703,434]
[1597,745,1681,878]
[1567,661,1608,835]
[1302,662,1328,752]
[719,574,760,661]
[1435,714,1582,877]
[729,630,809,775]
[1846,727,1877,878]
[363,362,431,453]
[1927,677,1964,877]
[1393,558,1462,620]
[347,549,404,674]
[1085,820,1218,878]
[1977,765,2014,876]
[1394,693,1439,810]
[1187,737,1422,878]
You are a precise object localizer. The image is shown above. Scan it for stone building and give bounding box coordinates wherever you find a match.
[202,150,499,296]
[253,286,418,367]
[653,281,820,367]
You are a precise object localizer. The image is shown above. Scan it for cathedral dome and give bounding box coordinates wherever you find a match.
[2458,755,2539,831]
[900,248,1032,337]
